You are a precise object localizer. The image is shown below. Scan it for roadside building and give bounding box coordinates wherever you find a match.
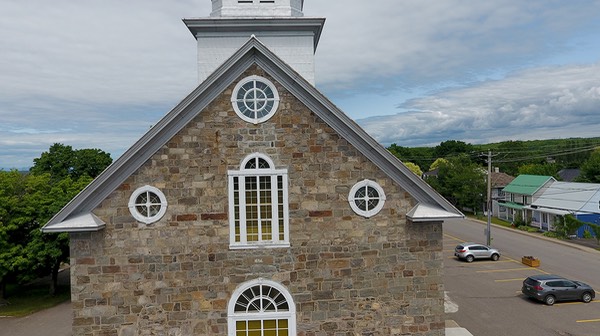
[489,169,514,218]
[528,182,600,237]
[499,174,555,223]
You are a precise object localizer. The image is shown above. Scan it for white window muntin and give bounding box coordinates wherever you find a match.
[231,75,280,124]
[227,278,296,336]
[128,185,168,224]
[348,179,386,218]
[228,153,289,249]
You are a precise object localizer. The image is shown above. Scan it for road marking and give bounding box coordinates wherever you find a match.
[443,233,464,242]
[495,278,526,282]
[476,267,537,273]
[576,318,600,323]
[444,292,459,313]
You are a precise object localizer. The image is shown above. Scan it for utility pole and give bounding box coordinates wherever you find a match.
[486,150,492,246]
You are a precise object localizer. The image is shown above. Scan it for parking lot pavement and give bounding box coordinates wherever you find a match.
[443,232,600,336]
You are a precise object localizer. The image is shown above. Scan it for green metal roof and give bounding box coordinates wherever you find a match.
[502,175,554,196]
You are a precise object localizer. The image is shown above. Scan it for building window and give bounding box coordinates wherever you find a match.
[348,180,386,218]
[128,186,167,224]
[228,153,289,248]
[232,76,280,124]
[228,279,296,336]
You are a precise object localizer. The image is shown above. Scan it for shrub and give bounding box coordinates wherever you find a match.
[543,231,562,239]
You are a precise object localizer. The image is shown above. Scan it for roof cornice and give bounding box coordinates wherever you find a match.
[183,17,325,51]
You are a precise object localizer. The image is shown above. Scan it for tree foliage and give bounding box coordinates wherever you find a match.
[518,163,559,178]
[588,224,600,244]
[30,143,112,181]
[425,154,486,214]
[435,140,474,158]
[0,144,111,298]
[553,214,584,238]
[578,149,600,183]
[404,162,423,176]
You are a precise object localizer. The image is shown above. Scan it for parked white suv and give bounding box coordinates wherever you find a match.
[454,242,500,262]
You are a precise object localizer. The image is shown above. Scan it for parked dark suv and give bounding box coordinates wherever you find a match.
[522,274,595,306]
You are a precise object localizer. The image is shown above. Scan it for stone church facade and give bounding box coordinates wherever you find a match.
[44,1,462,335]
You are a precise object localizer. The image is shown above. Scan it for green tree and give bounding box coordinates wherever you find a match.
[429,158,448,171]
[553,214,584,238]
[30,143,112,181]
[404,162,423,176]
[435,140,474,158]
[518,163,559,178]
[588,224,600,245]
[426,154,486,214]
[0,170,34,299]
[0,144,112,297]
[387,144,434,173]
[578,149,600,183]
[23,174,93,295]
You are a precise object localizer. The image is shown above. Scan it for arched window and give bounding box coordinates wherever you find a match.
[228,279,296,336]
[228,153,289,248]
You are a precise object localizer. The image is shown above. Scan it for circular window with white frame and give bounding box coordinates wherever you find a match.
[128,185,168,224]
[348,180,386,218]
[231,75,280,124]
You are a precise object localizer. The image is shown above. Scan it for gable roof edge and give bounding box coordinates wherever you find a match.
[43,37,462,232]
[250,45,462,217]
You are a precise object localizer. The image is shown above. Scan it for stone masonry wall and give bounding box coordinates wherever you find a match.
[69,65,445,336]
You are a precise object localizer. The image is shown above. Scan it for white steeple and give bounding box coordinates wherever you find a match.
[210,0,304,17]
[184,0,324,84]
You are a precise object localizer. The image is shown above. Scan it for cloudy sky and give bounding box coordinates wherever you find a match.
[2,0,600,169]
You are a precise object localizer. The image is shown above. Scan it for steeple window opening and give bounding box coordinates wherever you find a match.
[237,0,276,3]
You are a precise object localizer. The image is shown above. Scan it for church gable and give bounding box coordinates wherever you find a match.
[70,64,443,335]
[93,64,415,243]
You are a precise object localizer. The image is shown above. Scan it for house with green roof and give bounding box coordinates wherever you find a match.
[499,174,555,223]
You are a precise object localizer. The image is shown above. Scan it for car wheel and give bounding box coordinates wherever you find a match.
[582,292,593,303]
[466,255,474,263]
[491,253,499,261]
[544,295,556,306]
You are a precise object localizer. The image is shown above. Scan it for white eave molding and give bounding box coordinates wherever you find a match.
[42,213,105,233]
[407,203,464,222]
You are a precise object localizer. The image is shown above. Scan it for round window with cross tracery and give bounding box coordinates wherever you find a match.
[348,180,386,218]
[128,185,168,224]
[231,75,280,124]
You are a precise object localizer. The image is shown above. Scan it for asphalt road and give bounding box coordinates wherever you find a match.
[444,218,600,336]
[0,301,72,336]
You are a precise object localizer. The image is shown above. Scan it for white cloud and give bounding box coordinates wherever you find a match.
[1,0,600,169]
[359,63,600,146]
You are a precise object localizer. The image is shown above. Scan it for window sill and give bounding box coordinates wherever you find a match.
[229,243,290,250]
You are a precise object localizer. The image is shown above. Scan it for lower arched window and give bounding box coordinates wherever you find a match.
[228,279,296,336]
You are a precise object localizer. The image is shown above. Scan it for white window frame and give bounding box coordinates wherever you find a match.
[228,153,289,249]
[348,179,386,218]
[227,278,296,336]
[231,75,280,124]
[128,185,168,224]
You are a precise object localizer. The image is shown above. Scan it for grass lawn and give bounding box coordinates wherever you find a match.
[0,281,70,317]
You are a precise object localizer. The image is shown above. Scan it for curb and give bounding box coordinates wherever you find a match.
[445,320,474,336]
